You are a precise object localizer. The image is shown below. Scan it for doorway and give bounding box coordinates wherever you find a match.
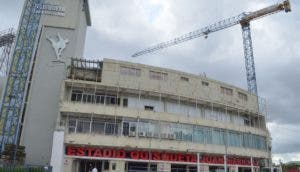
[78,159,104,172]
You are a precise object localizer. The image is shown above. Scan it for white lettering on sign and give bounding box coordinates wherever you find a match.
[35,3,66,17]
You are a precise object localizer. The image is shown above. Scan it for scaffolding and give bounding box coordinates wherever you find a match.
[0,28,15,76]
[61,61,268,149]
[0,0,45,163]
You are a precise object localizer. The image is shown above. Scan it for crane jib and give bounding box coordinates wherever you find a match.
[131,0,291,96]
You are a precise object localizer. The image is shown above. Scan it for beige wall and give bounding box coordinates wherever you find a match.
[101,58,260,113]
[60,58,270,169]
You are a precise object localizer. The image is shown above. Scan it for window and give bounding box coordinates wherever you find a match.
[129,122,137,136]
[144,105,154,111]
[64,116,267,151]
[71,90,82,102]
[68,119,76,133]
[123,98,128,107]
[77,120,90,133]
[180,76,189,82]
[202,81,209,86]
[122,122,129,136]
[105,123,117,135]
[112,163,116,170]
[120,66,141,76]
[95,94,105,104]
[91,122,105,134]
[149,71,168,81]
[103,161,109,170]
[244,116,250,126]
[105,95,120,105]
[238,92,248,101]
[82,94,94,103]
[220,86,233,96]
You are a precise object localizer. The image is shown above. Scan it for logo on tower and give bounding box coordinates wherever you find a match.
[46,33,69,61]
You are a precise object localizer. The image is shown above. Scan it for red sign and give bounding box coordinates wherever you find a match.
[66,146,259,166]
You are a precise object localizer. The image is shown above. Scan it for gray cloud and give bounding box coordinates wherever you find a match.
[0,0,23,30]
[87,0,300,158]
[268,122,300,154]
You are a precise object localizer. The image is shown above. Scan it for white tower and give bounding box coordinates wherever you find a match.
[19,0,91,165]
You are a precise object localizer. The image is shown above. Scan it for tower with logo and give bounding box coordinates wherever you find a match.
[18,0,91,165]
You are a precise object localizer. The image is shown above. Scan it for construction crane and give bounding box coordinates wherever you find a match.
[132,0,291,95]
[0,28,15,76]
[0,0,45,162]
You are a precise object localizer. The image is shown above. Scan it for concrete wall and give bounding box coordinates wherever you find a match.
[50,130,65,172]
[101,59,260,113]
[19,0,89,165]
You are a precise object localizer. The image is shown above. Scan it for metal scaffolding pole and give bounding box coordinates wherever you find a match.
[0,0,45,163]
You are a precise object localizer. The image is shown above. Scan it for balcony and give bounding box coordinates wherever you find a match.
[67,58,102,82]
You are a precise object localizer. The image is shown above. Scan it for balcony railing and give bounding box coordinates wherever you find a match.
[68,58,102,82]
[59,115,268,151]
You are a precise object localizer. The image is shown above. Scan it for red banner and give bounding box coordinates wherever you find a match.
[66,146,259,166]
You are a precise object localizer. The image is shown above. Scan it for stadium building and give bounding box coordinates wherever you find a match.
[2,0,271,171]
[54,58,270,172]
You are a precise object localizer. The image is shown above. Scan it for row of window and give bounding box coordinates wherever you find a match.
[70,90,259,128]
[120,66,248,101]
[120,66,168,81]
[65,116,267,151]
[71,90,123,106]
[220,87,248,101]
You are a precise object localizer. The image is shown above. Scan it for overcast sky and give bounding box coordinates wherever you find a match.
[1,0,299,164]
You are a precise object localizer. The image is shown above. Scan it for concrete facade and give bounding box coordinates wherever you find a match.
[58,58,270,172]
[19,0,90,165]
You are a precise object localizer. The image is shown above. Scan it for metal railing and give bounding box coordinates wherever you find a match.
[0,165,52,172]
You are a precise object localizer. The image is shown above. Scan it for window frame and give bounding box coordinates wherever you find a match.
[149,70,168,81]
[220,86,233,96]
[180,76,189,82]
[120,66,141,77]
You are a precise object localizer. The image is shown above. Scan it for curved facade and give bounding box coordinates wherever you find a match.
[58,58,270,172]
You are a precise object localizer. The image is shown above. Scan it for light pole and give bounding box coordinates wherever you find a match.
[148,137,152,172]
[197,153,200,172]
[223,130,228,172]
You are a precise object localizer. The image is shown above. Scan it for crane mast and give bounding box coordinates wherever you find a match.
[132,0,291,95]
[0,28,15,76]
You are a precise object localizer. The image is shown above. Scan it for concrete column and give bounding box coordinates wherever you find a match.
[201,165,209,172]
[110,160,125,172]
[63,157,76,172]
[224,155,227,172]
[229,166,238,172]
[251,157,254,172]
[197,153,200,172]
[157,162,171,172]
[50,129,65,172]
[186,165,190,172]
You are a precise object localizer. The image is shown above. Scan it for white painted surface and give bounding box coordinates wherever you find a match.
[50,130,65,172]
